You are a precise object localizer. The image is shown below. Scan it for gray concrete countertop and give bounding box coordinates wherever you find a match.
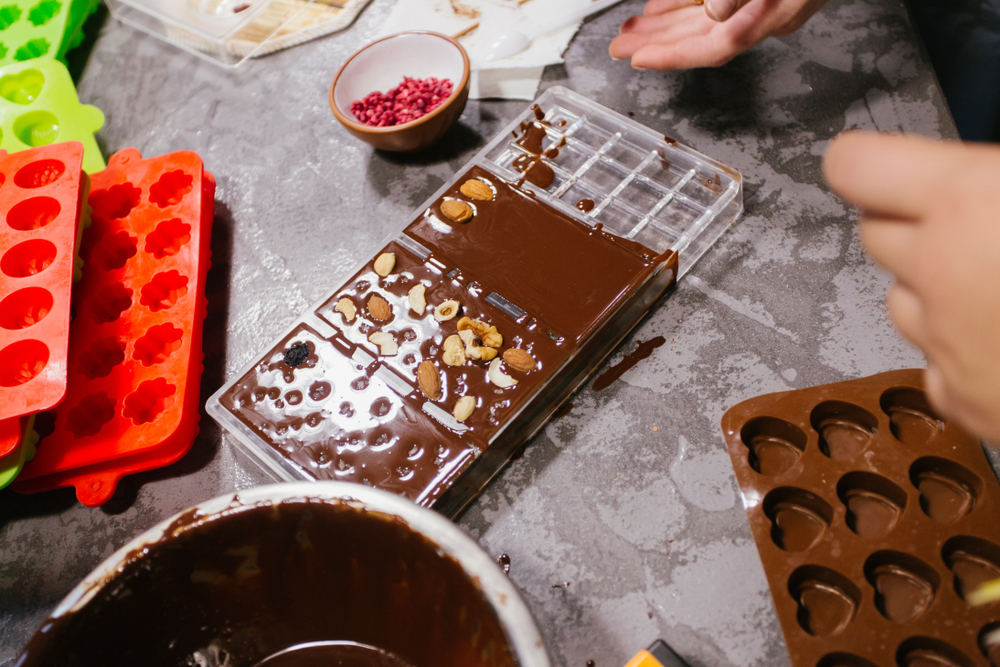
[0,0,961,665]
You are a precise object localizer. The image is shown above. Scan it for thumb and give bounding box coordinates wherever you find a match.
[705,0,748,21]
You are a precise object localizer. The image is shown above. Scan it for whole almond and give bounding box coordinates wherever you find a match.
[503,348,535,373]
[368,294,392,321]
[453,395,475,422]
[460,179,494,201]
[440,199,473,223]
[417,360,441,400]
[374,252,396,277]
[334,297,356,322]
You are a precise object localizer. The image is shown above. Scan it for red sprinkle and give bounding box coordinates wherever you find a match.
[350,76,455,127]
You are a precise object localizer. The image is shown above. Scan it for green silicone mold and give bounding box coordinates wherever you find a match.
[0,415,37,490]
[0,58,103,172]
[0,0,99,67]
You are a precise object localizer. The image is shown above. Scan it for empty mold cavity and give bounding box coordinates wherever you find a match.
[740,416,807,476]
[837,471,908,538]
[13,109,57,146]
[0,286,52,329]
[896,637,975,667]
[6,195,59,230]
[14,158,63,188]
[90,183,141,223]
[864,551,939,623]
[978,623,1000,666]
[788,565,860,638]
[943,536,1000,604]
[149,170,193,208]
[0,5,22,29]
[133,323,183,366]
[1,238,56,277]
[92,230,137,271]
[909,457,980,523]
[66,391,115,438]
[14,37,50,61]
[810,400,878,461]
[87,283,132,324]
[0,68,41,105]
[144,218,191,258]
[76,336,125,380]
[27,0,60,26]
[0,338,47,386]
[122,378,175,425]
[139,270,189,312]
[816,655,880,667]
[763,487,833,552]
[881,387,944,446]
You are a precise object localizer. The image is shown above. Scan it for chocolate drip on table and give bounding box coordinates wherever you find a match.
[592,336,666,391]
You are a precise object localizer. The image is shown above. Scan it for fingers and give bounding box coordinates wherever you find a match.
[823,131,965,220]
[610,9,713,60]
[858,214,921,286]
[642,0,698,16]
[705,0,750,21]
[884,282,928,351]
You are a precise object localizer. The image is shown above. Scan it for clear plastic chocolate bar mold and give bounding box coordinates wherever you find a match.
[207,86,743,517]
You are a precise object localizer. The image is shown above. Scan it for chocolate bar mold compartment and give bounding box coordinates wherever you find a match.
[881,387,944,446]
[896,637,976,667]
[836,471,908,539]
[788,565,861,637]
[909,457,981,524]
[943,536,1000,605]
[863,551,939,623]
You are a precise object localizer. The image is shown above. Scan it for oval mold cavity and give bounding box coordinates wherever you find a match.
[837,471,907,539]
[763,487,833,552]
[881,387,943,446]
[740,416,807,476]
[788,565,860,638]
[909,457,980,523]
[864,551,938,623]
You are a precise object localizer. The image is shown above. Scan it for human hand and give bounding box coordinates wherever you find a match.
[823,131,1000,443]
[608,0,829,70]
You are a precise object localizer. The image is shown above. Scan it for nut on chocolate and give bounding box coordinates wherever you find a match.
[408,284,426,315]
[417,360,441,400]
[459,329,498,361]
[368,294,392,321]
[441,199,474,223]
[442,335,467,366]
[460,179,494,201]
[457,317,502,349]
[453,395,475,422]
[488,357,517,388]
[334,297,356,322]
[374,252,396,277]
[368,331,397,356]
[503,348,536,373]
[434,300,460,321]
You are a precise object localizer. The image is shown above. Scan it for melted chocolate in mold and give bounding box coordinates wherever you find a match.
[592,336,665,391]
[575,199,595,213]
[254,641,415,667]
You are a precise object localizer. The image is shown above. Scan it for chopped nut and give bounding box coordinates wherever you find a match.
[434,300,460,321]
[441,199,473,223]
[488,358,517,388]
[374,252,396,277]
[453,395,475,422]
[459,329,498,361]
[408,284,426,315]
[334,297,356,322]
[442,335,467,366]
[457,317,502,349]
[417,360,441,400]
[460,179,494,201]
[368,294,392,321]
[368,331,398,356]
[503,348,536,373]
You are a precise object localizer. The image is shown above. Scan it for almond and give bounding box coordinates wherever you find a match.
[434,300,460,321]
[503,348,536,373]
[417,360,441,400]
[453,395,475,422]
[334,297,356,322]
[368,294,392,321]
[440,199,473,223]
[369,331,398,356]
[374,252,396,277]
[442,335,467,366]
[408,284,426,315]
[460,179,494,201]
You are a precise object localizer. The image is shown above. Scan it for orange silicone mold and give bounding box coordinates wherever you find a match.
[14,148,215,506]
[0,141,86,422]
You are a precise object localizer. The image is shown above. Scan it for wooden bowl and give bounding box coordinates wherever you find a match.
[329,31,471,153]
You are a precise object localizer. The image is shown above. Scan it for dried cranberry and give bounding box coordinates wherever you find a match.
[350,76,455,127]
[283,342,310,367]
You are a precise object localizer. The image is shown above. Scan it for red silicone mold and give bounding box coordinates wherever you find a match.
[13,148,215,506]
[0,142,86,421]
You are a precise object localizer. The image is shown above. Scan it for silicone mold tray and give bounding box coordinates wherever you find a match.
[208,86,743,518]
[721,369,1000,667]
[14,148,215,506]
[0,415,36,489]
[0,141,87,421]
[0,59,104,173]
[0,0,100,67]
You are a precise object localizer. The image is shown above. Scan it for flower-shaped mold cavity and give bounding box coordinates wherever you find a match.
[0,69,42,105]
[144,218,191,258]
[810,400,878,461]
[149,170,193,208]
[881,387,944,446]
[837,471,908,539]
[863,551,939,623]
[90,183,141,223]
[76,336,125,380]
[140,270,188,312]
[13,110,58,146]
[788,565,860,638]
[763,487,833,552]
[943,536,1000,604]
[740,416,807,476]
[0,338,47,386]
[0,5,22,29]
[122,378,175,425]
[816,655,880,667]
[14,38,50,61]
[91,230,137,272]
[978,623,1000,666]
[1,238,55,277]
[6,195,59,230]
[909,457,980,523]
[14,159,64,188]
[27,0,60,26]
[896,637,975,667]
[0,286,51,329]
[66,391,115,438]
[87,283,132,324]
[133,323,183,366]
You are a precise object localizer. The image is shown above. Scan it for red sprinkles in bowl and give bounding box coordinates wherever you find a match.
[350,76,455,127]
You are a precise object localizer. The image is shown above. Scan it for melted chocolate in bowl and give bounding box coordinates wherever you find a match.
[18,499,518,667]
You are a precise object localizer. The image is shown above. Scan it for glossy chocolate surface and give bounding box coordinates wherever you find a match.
[721,369,1000,667]
[19,499,515,667]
